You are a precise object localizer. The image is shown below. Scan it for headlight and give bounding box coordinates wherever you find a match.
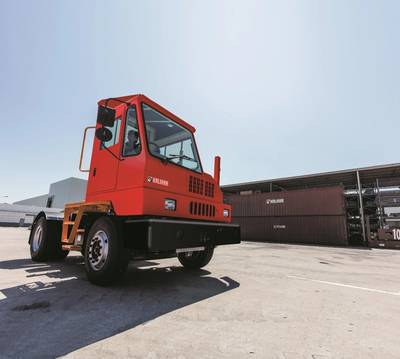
[164,198,176,211]
[223,209,230,217]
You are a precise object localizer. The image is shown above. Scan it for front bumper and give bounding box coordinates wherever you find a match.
[124,218,241,251]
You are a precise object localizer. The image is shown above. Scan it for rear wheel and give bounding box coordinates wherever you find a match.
[178,247,214,269]
[84,216,129,286]
[30,217,69,262]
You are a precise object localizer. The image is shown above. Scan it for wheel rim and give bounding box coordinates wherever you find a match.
[32,224,43,252]
[88,230,109,271]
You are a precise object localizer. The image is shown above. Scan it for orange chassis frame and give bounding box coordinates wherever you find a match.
[61,201,112,251]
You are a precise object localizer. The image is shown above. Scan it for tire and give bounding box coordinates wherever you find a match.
[84,216,129,286]
[30,217,69,262]
[178,246,214,270]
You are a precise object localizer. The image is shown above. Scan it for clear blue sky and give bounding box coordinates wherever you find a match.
[0,0,399,203]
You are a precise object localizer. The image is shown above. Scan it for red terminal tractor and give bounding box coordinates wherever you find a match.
[29,94,240,285]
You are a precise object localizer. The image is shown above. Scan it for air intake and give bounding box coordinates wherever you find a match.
[189,201,216,217]
[189,176,214,197]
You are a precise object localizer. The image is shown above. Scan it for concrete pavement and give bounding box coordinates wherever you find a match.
[1,227,400,359]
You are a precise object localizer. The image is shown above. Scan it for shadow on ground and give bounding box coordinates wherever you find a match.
[0,256,239,359]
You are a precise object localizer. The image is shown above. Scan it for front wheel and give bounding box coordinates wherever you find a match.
[178,247,214,270]
[84,216,129,286]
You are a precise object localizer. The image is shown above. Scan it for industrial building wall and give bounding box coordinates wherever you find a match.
[13,194,49,207]
[0,203,62,227]
[5,177,87,227]
[48,177,87,208]
[225,186,348,246]
[0,210,34,227]
[14,177,87,210]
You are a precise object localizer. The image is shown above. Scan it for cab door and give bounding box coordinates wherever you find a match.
[116,105,145,191]
[86,113,123,194]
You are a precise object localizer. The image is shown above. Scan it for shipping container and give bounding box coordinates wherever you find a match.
[233,215,348,246]
[225,186,346,217]
[224,186,348,246]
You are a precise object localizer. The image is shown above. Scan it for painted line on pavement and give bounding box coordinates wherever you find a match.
[288,275,400,296]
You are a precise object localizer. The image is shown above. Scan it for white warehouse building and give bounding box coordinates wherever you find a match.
[0,177,87,227]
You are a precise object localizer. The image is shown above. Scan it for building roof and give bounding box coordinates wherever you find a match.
[50,177,87,185]
[222,163,400,193]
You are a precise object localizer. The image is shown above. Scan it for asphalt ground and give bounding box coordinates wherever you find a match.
[1,227,400,359]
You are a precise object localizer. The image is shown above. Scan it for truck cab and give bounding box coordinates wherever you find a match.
[29,94,240,285]
[87,94,231,222]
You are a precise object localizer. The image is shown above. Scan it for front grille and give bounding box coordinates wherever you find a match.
[189,176,214,197]
[204,181,215,197]
[189,201,216,217]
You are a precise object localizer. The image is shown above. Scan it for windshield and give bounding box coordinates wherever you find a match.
[142,103,202,173]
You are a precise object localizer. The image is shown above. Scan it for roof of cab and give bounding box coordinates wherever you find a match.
[97,94,196,133]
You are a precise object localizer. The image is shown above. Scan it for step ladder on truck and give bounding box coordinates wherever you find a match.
[29,94,241,285]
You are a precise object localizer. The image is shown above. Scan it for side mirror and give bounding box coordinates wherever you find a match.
[97,106,116,127]
[95,127,112,142]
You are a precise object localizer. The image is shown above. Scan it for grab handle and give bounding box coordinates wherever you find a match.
[79,126,96,172]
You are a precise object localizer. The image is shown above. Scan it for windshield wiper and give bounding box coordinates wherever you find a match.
[165,154,197,163]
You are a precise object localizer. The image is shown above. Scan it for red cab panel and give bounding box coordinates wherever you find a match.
[85,95,231,223]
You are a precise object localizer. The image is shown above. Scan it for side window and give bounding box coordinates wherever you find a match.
[123,107,141,156]
[101,118,121,149]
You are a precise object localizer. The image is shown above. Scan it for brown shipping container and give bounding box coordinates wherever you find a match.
[225,186,346,217]
[234,215,348,246]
